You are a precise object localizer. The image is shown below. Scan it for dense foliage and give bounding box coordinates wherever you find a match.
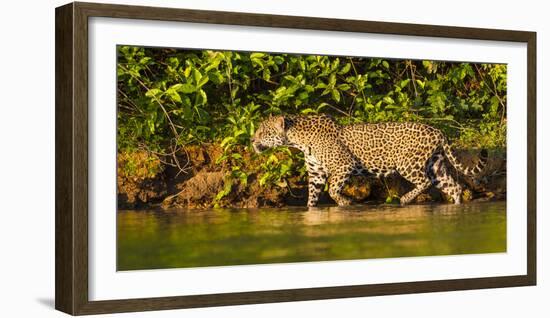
[117,46,506,203]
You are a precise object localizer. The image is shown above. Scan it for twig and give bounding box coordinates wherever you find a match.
[397,61,409,78]
[172,144,192,178]
[347,96,357,118]
[163,186,188,204]
[118,88,143,113]
[322,102,352,117]
[408,61,418,97]
[118,103,137,112]
[418,117,466,131]
[225,56,235,105]
[285,181,304,199]
[138,142,192,176]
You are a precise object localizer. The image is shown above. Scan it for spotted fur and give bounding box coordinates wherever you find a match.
[251,114,488,207]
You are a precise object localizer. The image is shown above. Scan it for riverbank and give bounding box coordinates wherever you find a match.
[117,145,506,210]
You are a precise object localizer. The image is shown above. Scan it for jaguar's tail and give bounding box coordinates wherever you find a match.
[441,139,488,177]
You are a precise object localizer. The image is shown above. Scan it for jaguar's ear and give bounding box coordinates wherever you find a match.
[274,115,285,132]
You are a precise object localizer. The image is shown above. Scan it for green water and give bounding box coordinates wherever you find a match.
[117,201,506,271]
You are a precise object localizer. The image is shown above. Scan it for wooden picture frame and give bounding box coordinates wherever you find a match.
[55,1,536,315]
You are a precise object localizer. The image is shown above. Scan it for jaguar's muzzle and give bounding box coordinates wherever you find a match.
[252,142,268,153]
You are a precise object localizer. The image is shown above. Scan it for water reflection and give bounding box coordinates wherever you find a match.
[117,201,506,271]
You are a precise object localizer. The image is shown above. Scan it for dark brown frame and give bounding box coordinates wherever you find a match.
[55,1,537,315]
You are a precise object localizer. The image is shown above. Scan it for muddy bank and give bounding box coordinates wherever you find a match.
[117,146,506,209]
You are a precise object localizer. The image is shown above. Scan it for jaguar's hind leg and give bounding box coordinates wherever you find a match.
[307,170,327,207]
[399,178,431,205]
[399,164,432,205]
[427,153,462,204]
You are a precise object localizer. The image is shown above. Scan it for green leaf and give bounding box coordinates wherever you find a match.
[138,57,151,65]
[250,52,265,59]
[147,120,155,134]
[399,79,411,88]
[220,136,235,147]
[301,108,317,114]
[383,96,395,104]
[298,91,309,100]
[183,67,191,78]
[262,69,271,81]
[259,174,269,187]
[299,59,306,71]
[207,70,224,84]
[179,83,196,94]
[331,89,341,102]
[165,89,181,103]
[168,83,183,91]
[197,76,209,88]
[145,88,162,98]
[193,69,202,84]
[329,73,336,86]
[337,84,351,91]
[268,154,279,164]
[215,180,233,201]
[338,63,351,75]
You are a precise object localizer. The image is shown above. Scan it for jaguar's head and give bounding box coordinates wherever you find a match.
[251,115,287,153]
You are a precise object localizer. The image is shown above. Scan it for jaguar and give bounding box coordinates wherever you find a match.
[251,114,488,207]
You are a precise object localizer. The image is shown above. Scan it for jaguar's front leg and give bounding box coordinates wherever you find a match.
[328,167,353,206]
[305,155,327,207]
[307,171,327,207]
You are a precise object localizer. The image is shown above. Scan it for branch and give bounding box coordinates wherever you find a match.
[322,102,352,117]
[117,88,143,114]
[408,61,418,97]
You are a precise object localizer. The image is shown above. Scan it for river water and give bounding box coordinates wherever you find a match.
[117,201,506,271]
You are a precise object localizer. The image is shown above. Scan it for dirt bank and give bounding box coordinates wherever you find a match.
[117,146,506,209]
